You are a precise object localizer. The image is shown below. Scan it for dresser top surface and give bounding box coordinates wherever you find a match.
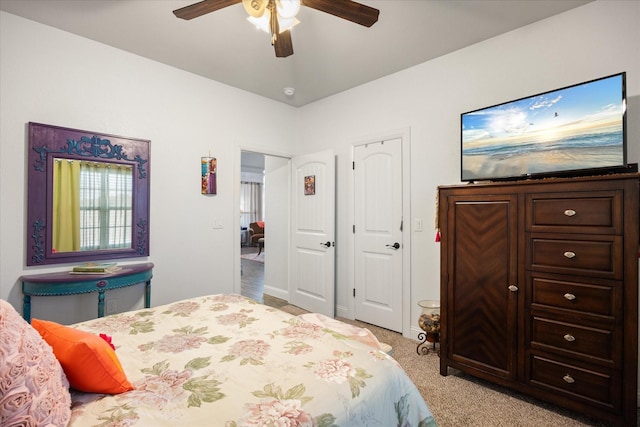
[20,262,154,283]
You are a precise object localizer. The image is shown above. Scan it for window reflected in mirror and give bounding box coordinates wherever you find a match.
[52,159,133,253]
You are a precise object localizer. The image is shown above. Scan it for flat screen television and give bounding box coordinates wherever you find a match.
[461,72,627,182]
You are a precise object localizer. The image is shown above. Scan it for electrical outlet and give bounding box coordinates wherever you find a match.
[106,299,118,314]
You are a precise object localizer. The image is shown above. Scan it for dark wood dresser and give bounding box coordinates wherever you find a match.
[438,174,638,426]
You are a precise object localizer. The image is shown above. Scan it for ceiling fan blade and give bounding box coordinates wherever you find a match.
[302,0,379,27]
[274,30,294,57]
[173,0,241,20]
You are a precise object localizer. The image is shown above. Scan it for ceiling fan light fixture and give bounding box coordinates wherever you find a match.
[175,0,378,58]
[247,13,299,34]
[276,0,301,19]
[242,0,267,18]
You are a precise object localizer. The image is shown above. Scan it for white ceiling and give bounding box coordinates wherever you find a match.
[0,0,592,107]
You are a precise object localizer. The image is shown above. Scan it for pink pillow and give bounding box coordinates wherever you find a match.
[0,299,71,426]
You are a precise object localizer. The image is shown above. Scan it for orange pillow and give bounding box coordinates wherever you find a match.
[31,319,134,394]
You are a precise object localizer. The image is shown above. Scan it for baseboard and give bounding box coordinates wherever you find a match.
[410,326,422,341]
[263,286,288,301]
[336,304,348,319]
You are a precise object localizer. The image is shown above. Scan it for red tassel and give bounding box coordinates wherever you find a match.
[435,230,441,243]
[99,333,116,350]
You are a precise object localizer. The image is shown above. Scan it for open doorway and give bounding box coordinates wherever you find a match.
[239,151,290,304]
[240,151,265,301]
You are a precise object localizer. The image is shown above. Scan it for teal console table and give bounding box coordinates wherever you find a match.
[21,262,154,322]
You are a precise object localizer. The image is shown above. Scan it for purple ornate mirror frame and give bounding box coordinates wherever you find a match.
[26,122,151,266]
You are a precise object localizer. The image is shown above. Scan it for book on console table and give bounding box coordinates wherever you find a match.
[71,262,122,274]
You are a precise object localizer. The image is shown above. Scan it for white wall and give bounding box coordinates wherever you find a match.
[0,11,296,323]
[1,1,638,331]
[295,0,640,331]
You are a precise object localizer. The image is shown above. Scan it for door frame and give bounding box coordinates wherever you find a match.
[346,128,412,337]
[233,144,293,298]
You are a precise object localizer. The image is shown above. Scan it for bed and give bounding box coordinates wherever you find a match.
[1,294,436,426]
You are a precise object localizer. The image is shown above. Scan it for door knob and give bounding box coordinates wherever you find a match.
[320,241,331,248]
[386,242,400,249]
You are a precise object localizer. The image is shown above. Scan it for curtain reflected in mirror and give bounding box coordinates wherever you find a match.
[52,158,133,253]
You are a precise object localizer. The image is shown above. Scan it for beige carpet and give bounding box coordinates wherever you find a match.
[264,297,620,427]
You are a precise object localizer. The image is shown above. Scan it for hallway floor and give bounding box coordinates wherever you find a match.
[240,245,264,302]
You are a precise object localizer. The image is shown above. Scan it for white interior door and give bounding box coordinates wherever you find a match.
[290,150,335,316]
[354,139,403,332]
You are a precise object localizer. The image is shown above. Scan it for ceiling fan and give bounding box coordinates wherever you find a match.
[173,0,379,58]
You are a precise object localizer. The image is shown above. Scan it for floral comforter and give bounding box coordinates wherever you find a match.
[68,294,436,426]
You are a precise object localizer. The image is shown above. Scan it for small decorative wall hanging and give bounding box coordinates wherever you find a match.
[201,156,217,195]
[304,175,315,195]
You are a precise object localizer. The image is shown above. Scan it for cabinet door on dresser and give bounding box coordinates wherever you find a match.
[440,193,519,381]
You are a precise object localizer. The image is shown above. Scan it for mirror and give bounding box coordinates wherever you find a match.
[51,158,133,253]
[27,122,150,266]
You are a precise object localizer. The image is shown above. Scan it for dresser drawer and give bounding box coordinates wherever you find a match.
[530,355,618,409]
[532,317,614,362]
[527,191,622,234]
[528,234,622,279]
[531,275,615,317]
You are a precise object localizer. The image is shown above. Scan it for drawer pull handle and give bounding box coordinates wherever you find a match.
[563,334,576,342]
[563,293,576,301]
[563,251,576,259]
[564,209,577,217]
[563,374,575,384]
[508,285,518,292]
